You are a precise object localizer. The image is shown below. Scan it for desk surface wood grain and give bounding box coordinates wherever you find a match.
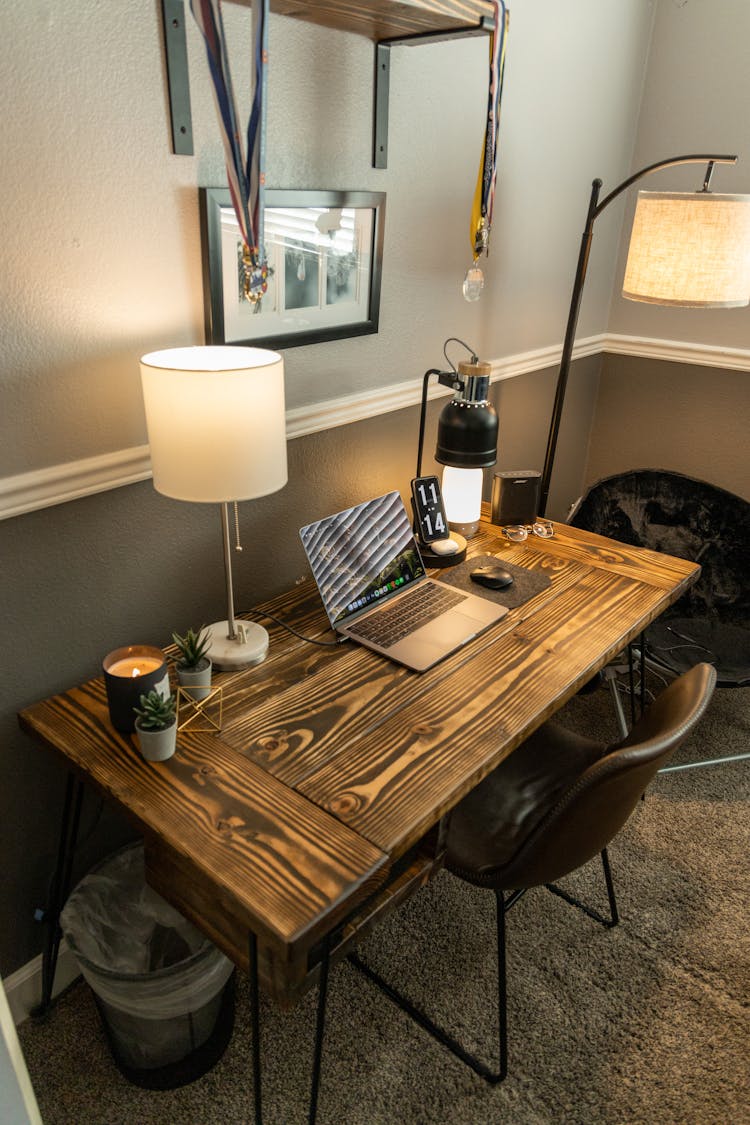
[19,517,698,990]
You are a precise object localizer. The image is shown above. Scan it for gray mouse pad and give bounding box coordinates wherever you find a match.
[438,553,551,609]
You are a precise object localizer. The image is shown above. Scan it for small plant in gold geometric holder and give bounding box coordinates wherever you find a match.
[172,626,213,702]
[176,683,223,733]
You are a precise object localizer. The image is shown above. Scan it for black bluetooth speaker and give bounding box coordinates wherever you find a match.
[491,470,542,526]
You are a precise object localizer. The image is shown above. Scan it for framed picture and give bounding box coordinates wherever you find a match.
[199,188,386,350]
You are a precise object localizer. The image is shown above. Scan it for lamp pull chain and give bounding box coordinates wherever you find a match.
[234,502,243,551]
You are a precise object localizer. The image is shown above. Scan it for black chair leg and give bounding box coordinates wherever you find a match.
[348,888,510,1084]
[545,848,619,929]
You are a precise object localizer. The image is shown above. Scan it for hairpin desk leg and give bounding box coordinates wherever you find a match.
[249,932,263,1125]
[33,771,84,1016]
[308,932,331,1124]
[248,930,332,1124]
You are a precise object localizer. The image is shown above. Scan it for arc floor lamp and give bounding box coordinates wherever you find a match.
[539,153,750,517]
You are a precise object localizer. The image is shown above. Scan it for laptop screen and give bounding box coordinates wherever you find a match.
[300,491,426,626]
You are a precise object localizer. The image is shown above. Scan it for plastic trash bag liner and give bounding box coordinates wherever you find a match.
[61,842,233,1069]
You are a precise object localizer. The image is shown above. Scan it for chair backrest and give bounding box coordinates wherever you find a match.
[568,469,749,623]
[497,663,717,889]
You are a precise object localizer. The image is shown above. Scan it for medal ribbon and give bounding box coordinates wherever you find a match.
[470,2,509,261]
[191,0,269,300]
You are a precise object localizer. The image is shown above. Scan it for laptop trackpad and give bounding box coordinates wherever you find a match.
[415,610,481,648]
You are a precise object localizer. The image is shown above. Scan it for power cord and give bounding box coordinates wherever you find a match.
[443,336,478,371]
[244,608,349,648]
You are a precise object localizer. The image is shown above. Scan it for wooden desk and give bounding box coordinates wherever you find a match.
[19,517,699,1009]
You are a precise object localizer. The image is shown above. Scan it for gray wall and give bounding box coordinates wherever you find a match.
[585,355,750,499]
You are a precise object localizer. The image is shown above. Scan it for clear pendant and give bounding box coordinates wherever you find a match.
[463,264,484,302]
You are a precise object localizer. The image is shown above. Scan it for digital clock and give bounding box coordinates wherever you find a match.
[410,475,450,544]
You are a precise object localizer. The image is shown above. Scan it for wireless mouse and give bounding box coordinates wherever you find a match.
[470,564,514,590]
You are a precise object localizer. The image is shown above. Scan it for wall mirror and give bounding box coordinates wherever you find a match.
[199,188,386,350]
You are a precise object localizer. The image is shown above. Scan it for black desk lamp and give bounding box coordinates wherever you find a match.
[539,153,750,517]
[415,347,498,557]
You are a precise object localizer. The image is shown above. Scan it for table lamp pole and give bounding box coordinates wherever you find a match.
[220,502,239,640]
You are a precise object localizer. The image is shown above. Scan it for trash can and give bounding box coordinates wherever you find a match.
[60,841,235,1089]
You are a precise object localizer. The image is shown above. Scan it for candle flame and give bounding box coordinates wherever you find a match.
[131,667,142,678]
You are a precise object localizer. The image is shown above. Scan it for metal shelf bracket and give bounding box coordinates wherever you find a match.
[161,0,194,155]
[372,19,493,169]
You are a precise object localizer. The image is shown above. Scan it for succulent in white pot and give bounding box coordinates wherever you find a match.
[133,689,178,762]
[172,626,212,701]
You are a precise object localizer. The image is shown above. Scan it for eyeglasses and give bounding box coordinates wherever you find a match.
[502,520,555,542]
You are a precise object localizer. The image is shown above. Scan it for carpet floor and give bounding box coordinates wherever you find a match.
[18,679,749,1124]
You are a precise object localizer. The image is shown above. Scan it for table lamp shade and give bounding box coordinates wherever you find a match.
[623,191,750,307]
[140,346,287,502]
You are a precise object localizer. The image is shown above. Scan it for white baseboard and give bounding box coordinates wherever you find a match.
[3,943,80,1028]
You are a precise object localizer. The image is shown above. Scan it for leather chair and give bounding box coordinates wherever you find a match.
[350,662,716,1083]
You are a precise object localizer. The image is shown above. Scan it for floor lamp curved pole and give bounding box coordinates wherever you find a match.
[538,152,740,518]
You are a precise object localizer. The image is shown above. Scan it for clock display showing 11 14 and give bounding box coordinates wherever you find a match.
[410,475,450,543]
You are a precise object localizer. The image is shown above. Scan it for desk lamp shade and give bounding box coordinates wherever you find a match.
[140,346,287,502]
[140,345,287,671]
[623,191,750,307]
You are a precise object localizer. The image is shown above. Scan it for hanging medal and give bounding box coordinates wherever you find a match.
[464,2,509,301]
[191,0,270,303]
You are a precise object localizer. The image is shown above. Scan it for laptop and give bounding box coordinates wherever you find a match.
[299,490,508,671]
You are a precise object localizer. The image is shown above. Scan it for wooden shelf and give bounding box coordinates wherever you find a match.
[268,0,494,44]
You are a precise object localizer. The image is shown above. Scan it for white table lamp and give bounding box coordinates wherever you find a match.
[140,345,287,670]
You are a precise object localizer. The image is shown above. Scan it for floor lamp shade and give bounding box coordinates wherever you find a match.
[140,345,288,502]
[623,191,750,307]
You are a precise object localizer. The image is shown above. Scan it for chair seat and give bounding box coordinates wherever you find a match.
[446,723,603,887]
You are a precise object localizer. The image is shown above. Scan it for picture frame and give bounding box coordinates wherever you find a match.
[199,188,386,350]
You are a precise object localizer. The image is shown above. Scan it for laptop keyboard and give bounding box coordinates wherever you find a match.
[347,582,467,649]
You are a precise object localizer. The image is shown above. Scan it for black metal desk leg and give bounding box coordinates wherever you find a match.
[248,930,332,1125]
[34,772,84,1016]
[308,933,331,1125]
[249,932,262,1125]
